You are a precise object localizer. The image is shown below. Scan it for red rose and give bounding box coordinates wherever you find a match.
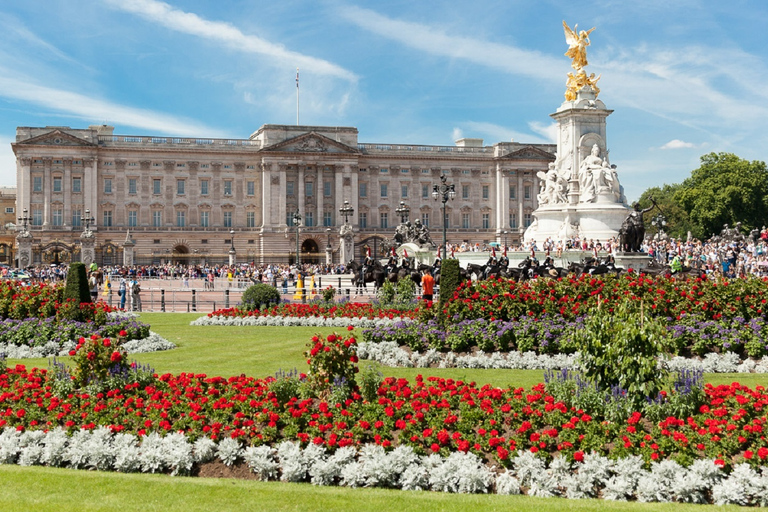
[103,339,111,347]
[573,451,584,462]
[110,351,122,363]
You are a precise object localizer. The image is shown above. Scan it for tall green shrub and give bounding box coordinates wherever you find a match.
[438,259,460,306]
[573,303,669,410]
[64,262,91,304]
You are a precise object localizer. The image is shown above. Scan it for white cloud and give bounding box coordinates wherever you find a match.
[337,6,562,81]
[103,0,357,82]
[659,139,699,150]
[0,70,225,137]
[529,122,558,143]
[462,121,550,145]
[452,127,463,141]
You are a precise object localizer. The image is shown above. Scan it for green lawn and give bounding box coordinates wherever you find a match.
[9,312,768,390]
[0,465,749,512]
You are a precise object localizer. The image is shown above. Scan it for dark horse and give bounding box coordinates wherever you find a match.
[347,260,385,291]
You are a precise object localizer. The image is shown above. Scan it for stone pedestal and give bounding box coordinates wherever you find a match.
[80,231,96,266]
[339,224,354,264]
[228,248,236,266]
[16,232,33,268]
[122,231,135,266]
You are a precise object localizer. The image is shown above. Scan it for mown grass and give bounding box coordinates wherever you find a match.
[9,312,768,389]
[0,465,749,512]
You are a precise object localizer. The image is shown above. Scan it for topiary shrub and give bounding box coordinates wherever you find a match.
[63,262,91,305]
[438,259,460,307]
[241,283,281,311]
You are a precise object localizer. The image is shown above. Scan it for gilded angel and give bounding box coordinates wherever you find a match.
[563,21,595,71]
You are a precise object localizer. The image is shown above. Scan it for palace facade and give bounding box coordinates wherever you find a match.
[12,124,554,266]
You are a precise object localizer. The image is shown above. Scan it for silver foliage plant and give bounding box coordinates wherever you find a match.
[357,341,768,373]
[0,331,176,359]
[3,427,768,504]
[190,315,405,329]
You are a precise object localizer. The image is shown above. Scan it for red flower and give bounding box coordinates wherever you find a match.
[110,351,122,363]
[573,451,584,462]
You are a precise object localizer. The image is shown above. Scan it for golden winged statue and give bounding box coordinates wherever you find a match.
[563,21,595,71]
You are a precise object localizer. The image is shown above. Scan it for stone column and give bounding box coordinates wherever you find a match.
[63,158,72,227]
[43,158,52,226]
[517,172,524,236]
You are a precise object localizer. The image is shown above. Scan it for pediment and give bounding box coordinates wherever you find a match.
[501,146,555,161]
[261,132,358,154]
[15,129,96,147]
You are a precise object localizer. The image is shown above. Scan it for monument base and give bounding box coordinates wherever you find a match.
[523,202,631,245]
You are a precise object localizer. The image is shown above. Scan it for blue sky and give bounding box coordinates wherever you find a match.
[0,0,766,201]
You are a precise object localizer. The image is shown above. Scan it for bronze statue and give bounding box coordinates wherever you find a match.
[619,200,656,252]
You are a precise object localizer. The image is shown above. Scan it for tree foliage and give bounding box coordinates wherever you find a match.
[636,184,694,240]
[674,153,768,239]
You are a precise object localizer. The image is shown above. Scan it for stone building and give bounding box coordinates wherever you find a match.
[11,124,553,266]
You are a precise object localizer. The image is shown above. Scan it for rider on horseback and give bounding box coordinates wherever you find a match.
[386,247,398,275]
[361,247,374,288]
[484,248,498,279]
[432,247,442,274]
[401,249,411,271]
[498,246,509,269]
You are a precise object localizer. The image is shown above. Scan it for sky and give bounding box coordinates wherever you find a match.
[0,0,766,201]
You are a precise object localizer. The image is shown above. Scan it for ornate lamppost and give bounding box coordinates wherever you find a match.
[432,174,455,262]
[79,209,96,267]
[229,230,236,266]
[338,200,354,263]
[395,201,410,225]
[16,208,33,268]
[292,212,302,266]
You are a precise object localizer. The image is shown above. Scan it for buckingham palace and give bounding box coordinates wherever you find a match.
[11,123,554,266]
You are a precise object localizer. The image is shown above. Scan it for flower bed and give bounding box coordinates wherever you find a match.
[205,302,415,321]
[360,315,768,360]
[444,273,768,323]
[1,364,767,503]
[356,341,768,373]
[2,428,767,504]
[1,364,767,470]
[191,315,409,329]
[0,312,169,359]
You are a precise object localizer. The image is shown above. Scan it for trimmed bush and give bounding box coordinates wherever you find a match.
[438,259,460,306]
[241,283,281,311]
[63,262,91,305]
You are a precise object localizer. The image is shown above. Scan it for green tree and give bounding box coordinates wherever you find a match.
[636,184,694,240]
[674,153,768,239]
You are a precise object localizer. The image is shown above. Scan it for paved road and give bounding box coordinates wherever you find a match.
[100,274,376,312]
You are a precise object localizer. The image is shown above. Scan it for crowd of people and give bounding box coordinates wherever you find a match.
[4,227,768,285]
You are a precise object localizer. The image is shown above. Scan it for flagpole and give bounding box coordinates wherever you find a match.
[296,68,300,126]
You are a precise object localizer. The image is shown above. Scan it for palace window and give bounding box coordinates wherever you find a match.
[153,179,161,195]
[482,185,489,199]
[128,210,137,227]
[359,212,367,228]
[177,179,185,195]
[176,211,186,227]
[359,183,367,197]
[33,177,42,192]
[246,211,255,228]
[224,180,233,196]
[380,212,388,229]
[72,177,82,193]
[72,209,82,227]
[104,179,112,194]
[247,181,255,196]
[482,213,490,229]
[223,211,232,227]
[200,211,209,227]
[200,180,209,195]
[152,211,162,227]
[128,178,137,195]
[103,210,113,227]
[52,209,63,226]
[462,213,470,229]
[53,177,62,193]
